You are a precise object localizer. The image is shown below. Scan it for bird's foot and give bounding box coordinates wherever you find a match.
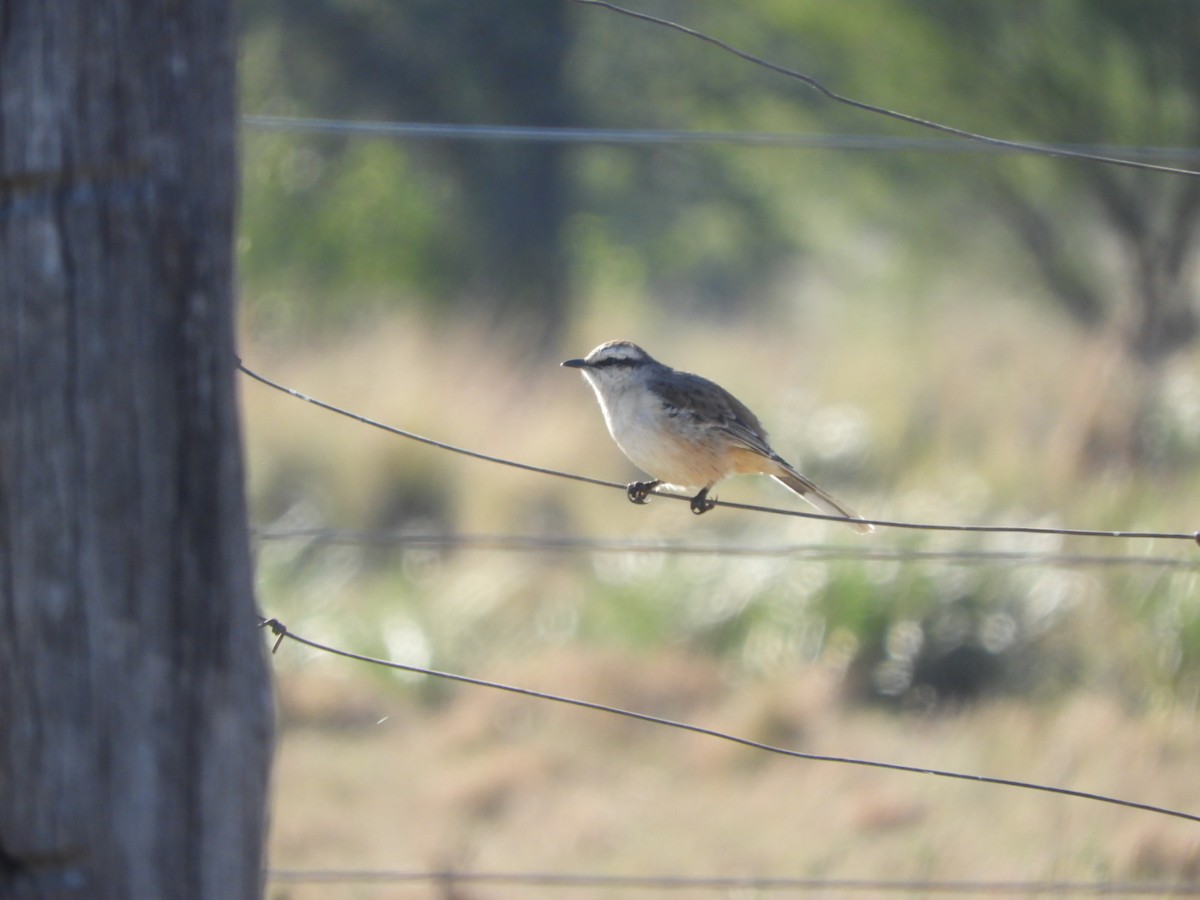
[626,480,661,505]
[689,488,716,515]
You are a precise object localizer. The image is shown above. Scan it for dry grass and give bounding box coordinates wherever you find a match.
[245,291,1200,897]
[267,648,1200,898]
[242,289,1200,539]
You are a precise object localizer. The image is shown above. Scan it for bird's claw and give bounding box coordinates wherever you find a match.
[626,480,660,505]
[689,490,716,515]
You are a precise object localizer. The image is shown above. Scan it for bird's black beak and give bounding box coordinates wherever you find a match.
[561,358,587,369]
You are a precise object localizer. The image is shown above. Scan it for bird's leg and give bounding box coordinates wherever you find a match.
[626,480,662,505]
[689,487,717,515]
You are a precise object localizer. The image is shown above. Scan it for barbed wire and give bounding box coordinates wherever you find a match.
[242,116,1200,164]
[567,0,1200,179]
[265,868,1200,895]
[252,527,1200,569]
[238,361,1200,545]
[259,616,1200,825]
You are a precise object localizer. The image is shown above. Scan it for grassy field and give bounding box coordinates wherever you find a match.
[266,650,1200,898]
[243,290,1200,896]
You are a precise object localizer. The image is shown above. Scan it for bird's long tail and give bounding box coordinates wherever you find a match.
[772,468,873,534]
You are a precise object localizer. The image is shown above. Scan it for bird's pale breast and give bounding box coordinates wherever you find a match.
[598,382,745,487]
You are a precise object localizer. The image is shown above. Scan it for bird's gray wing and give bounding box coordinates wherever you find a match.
[650,370,780,461]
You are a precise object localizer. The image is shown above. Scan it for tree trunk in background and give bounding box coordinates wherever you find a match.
[0,3,272,898]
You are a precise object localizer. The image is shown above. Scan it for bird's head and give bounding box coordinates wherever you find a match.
[562,340,657,390]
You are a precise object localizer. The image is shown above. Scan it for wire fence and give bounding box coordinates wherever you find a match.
[566,0,1200,179]
[247,5,1200,891]
[240,361,1200,546]
[249,356,1200,891]
[241,115,1200,164]
[264,868,1200,895]
[260,613,1200,895]
[253,526,1200,569]
[260,616,1200,826]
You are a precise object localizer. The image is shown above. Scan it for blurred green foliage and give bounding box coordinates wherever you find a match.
[241,0,574,336]
[240,1,1200,356]
[241,134,461,308]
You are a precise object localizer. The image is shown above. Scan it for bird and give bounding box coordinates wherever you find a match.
[562,340,873,533]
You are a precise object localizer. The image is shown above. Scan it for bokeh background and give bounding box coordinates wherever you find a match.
[238,2,1200,894]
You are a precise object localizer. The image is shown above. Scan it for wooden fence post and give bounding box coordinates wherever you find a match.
[0,2,273,897]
